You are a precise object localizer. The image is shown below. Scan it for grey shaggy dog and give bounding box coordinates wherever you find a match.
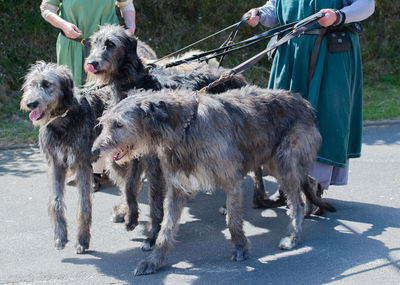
[85,25,248,103]
[85,24,263,250]
[20,62,103,253]
[92,86,335,275]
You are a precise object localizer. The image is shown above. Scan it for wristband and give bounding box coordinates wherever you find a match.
[333,10,346,27]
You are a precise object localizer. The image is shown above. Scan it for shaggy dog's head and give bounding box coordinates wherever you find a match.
[85,25,141,85]
[92,91,177,164]
[20,61,74,127]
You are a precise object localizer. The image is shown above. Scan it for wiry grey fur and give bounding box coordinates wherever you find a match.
[92,86,335,275]
[20,62,103,253]
[86,24,255,250]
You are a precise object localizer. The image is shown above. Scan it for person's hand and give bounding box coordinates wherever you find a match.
[61,21,82,39]
[245,8,260,27]
[318,9,338,27]
[127,26,136,35]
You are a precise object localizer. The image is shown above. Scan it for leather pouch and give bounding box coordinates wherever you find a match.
[327,30,352,53]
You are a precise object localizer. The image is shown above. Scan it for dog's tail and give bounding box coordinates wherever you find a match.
[301,176,336,212]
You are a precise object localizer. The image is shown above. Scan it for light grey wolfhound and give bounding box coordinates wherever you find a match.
[20,62,104,253]
[92,86,335,275]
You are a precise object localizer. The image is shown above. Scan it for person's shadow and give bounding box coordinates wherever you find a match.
[62,176,400,284]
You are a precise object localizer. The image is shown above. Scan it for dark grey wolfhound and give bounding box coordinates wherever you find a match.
[92,86,335,275]
[20,62,103,253]
[85,24,263,250]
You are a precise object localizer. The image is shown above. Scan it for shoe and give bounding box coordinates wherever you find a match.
[92,173,102,192]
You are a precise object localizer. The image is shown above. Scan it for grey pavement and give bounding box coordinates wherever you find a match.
[0,124,399,284]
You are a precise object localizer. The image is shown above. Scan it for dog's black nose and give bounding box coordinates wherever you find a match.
[27,101,39,110]
[91,148,101,162]
[87,61,99,69]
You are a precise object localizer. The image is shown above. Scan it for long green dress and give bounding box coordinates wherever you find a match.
[44,0,129,86]
[268,0,363,168]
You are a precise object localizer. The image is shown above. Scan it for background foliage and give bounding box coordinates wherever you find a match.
[0,0,399,146]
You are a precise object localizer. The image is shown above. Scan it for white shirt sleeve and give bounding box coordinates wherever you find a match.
[342,0,375,23]
[258,0,279,28]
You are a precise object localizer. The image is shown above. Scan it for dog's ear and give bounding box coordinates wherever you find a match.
[59,73,74,106]
[140,101,169,135]
[123,33,139,69]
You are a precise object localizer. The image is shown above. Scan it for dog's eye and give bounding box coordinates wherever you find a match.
[105,40,115,49]
[113,121,123,129]
[41,80,51,88]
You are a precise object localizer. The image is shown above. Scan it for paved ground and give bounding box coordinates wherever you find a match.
[0,124,399,285]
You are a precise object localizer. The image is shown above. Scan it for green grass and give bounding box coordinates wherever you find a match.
[0,0,399,147]
[363,74,400,121]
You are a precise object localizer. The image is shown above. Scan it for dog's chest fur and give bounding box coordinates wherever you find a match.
[39,103,96,168]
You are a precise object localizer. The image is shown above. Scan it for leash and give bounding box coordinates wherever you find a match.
[40,109,70,131]
[218,15,250,67]
[149,16,307,71]
[154,22,294,70]
[197,12,326,94]
[150,19,250,66]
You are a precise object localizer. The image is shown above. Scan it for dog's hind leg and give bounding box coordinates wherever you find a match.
[142,156,165,251]
[302,175,336,216]
[252,167,269,208]
[134,185,187,276]
[279,181,304,250]
[74,163,92,254]
[47,161,68,250]
[225,181,250,261]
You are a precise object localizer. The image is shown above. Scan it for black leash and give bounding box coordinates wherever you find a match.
[218,15,249,67]
[197,12,326,93]
[157,22,295,70]
[150,19,250,66]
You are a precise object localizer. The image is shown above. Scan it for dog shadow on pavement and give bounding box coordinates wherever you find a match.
[62,176,400,284]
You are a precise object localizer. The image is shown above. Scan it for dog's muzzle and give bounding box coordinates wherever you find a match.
[91,147,101,163]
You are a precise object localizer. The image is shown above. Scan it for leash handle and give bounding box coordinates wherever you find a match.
[199,12,326,93]
[218,15,250,67]
[151,19,246,65]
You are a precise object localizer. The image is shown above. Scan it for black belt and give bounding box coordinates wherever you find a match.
[306,25,360,89]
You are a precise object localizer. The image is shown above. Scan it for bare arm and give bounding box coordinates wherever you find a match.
[246,0,278,28]
[40,2,82,39]
[117,0,136,35]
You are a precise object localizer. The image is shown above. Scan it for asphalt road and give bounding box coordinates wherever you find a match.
[0,124,399,284]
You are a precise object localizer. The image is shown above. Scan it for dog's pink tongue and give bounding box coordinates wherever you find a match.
[86,64,97,73]
[112,151,125,161]
[112,152,119,161]
[29,110,43,121]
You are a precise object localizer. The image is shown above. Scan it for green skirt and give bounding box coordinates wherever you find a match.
[268,0,363,167]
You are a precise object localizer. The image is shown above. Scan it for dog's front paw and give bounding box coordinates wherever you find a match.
[124,211,139,231]
[231,245,250,262]
[75,244,89,254]
[54,237,68,250]
[125,218,138,231]
[111,204,126,223]
[134,260,159,276]
[111,211,125,223]
[219,205,227,215]
[278,236,297,250]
